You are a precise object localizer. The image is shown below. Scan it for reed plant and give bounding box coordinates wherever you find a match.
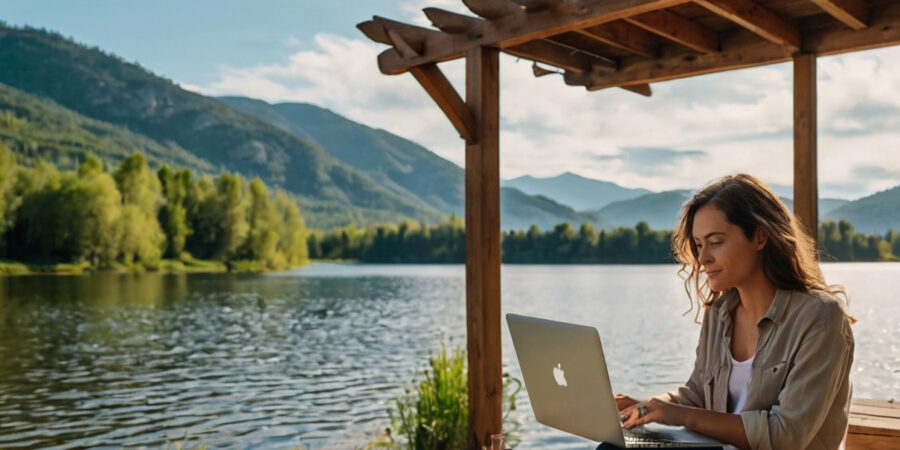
[372,342,522,450]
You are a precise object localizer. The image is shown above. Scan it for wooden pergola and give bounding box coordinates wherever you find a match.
[358,1,900,448]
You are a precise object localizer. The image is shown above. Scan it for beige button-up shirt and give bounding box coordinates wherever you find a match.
[668,288,855,449]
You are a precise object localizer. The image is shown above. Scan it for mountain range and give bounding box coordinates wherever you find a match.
[0,24,897,233]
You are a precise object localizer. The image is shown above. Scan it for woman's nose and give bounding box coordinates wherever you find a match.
[698,246,712,265]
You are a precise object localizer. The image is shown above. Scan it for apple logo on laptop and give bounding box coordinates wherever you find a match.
[553,363,568,387]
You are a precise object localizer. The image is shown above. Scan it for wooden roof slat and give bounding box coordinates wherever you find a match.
[809,0,868,30]
[364,0,692,75]
[625,9,720,53]
[506,38,617,72]
[579,20,660,57]
[694,0,801,48]
[463,0,524,19]
[804,1,900,55]
[581,1,900,90]
[547,32,624,60]
[388,29,424,58]
[357,20,391,45]
[619,83,653,96]
[424,7,482,34]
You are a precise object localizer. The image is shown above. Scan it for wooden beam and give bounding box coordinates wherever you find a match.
[620,83,652,96]
[793,53,818,241]
[506,39,617,72]
[410,63,476,143]
[578,2,900,91]
[465,45,502,450]
[367,0,692,75]
[804,0,900,55]
[625,9,720,53]
[357,20,390,45]
[388,30,424,58]
[463,0,524,19]
[809,0,867,30]
[579,20,660,57]
[424,7,482,34]
[545,31,621,60]
[695,0,800,48]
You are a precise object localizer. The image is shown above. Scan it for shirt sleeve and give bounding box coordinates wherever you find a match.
[668,306,713,408]
[740,301,854,450]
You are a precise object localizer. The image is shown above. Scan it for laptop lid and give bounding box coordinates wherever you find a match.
[506,313,627,446]
[506,313,724,448]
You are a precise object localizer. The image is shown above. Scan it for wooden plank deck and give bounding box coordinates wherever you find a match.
[848,398,900,450]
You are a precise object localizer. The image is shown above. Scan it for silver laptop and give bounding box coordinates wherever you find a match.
[506,313,724,448]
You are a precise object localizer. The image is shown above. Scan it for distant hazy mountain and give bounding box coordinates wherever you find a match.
[780,198,851,217]
[220,97,622,231]
[594,190,692,230]
[501,187,611,231]
[219,96,464,215]
[825,185,900,234]
[503,172,650,211]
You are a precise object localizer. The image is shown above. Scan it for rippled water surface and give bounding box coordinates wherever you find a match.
[0,263,897,449]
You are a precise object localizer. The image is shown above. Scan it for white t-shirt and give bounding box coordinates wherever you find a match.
[724,353,755,450]
[729,353,755,414]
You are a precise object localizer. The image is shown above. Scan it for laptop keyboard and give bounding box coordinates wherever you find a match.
[624,426,708,448]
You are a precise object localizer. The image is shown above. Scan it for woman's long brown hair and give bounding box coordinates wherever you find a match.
[672,174,854,323]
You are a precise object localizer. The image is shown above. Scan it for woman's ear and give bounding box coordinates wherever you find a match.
[754,228,768,251]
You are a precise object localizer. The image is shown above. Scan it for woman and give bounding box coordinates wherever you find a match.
[613,174,855,450]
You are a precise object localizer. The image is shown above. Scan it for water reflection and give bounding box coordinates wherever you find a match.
[0,264,896,449]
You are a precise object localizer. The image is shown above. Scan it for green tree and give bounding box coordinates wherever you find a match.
[73,154,121,266]
[114,153,164,266]
[214,173,249,260]
[0,143,19,255]
[158,166,192,259]
[241,178,282,268]
[275,191,308,267]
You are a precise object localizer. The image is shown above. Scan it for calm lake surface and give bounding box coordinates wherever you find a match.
[0,263,897,449]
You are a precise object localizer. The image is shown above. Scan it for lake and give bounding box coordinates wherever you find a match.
[0,263,897,449]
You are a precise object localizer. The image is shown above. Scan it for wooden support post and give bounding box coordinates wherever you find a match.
[465,45,502,450]
[793,53,818,243]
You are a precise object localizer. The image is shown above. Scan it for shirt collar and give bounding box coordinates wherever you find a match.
[717,287,790,325]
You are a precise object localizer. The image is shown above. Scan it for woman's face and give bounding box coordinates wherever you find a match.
[691,204,765,292]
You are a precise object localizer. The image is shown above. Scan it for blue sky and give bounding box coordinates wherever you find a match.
[2,0,899,199]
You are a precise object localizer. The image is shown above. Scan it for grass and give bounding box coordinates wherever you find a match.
[0,257,230,275]
[372,342,522,450]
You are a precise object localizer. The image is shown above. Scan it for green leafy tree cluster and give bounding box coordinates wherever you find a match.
[308,215,898,264]
[819,220,898,262]
[0,146,308,270]
[502,221,673,264]
[308,215,465,263]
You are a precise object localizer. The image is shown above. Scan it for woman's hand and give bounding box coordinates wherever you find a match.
[614,393,639,411]
[619,397,686,429]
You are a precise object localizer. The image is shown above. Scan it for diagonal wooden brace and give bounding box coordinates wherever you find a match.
[409,63,477,144]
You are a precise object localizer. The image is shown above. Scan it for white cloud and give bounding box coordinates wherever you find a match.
[195,32,900,200]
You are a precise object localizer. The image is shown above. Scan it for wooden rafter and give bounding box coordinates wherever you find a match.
[809,0,868,30]
[803,1,899,55]
[463,0,524,19]
[367,0,692,75]
[579,1,900,91]
[409,63,477,143]
[424,7,482,34]
[694,0,800,49]
[507,39,617,72]
[625,9,719,53]
[579,20,660,58]
[546,32,622,61]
